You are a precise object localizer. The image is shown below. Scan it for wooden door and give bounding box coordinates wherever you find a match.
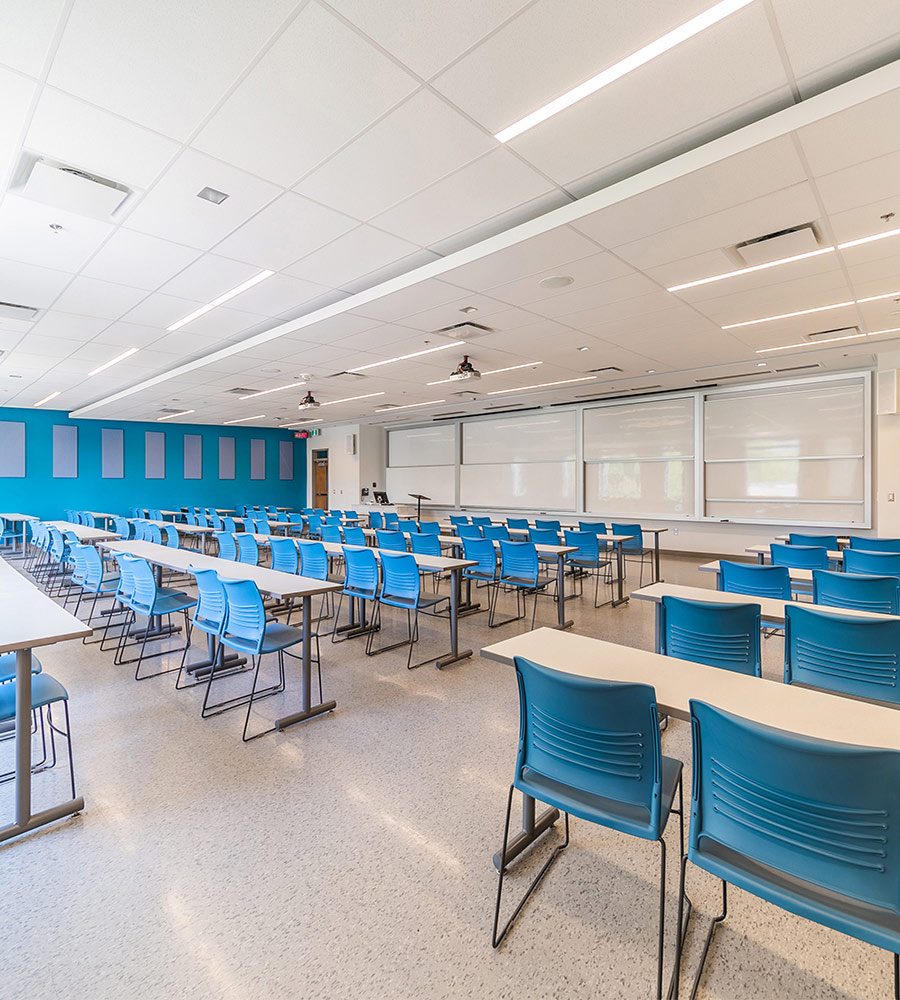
[314,452,328,507]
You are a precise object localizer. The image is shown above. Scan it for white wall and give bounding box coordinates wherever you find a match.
[358,424,386,499]
[307,422,359,506]
[875,350,900,536]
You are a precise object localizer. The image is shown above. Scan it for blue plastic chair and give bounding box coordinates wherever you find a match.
[176,567,228,697]
[784,603,900,704]
[70,543,120,631]
[472,516,492,528]
[579,521,608,535]
[457,524,482,539]
[529,527,561,569]
[219,578,306,741]
[659,596,761,675]
[332,547,379,644]
[563,530,610,607]
[307,515,323,539]
[812,569,900,615]
[494,657,686,1000]
[418,521,440,536]
[215,532,237,562]
[286,513,304,536]
[461,537,498,613]
[719,561,791,600]
[410,532,443,592]
[848,536,900,553]
[298,540,337,622]
[342,526,366,547]
[770,542,828,570]
[506,517,529,531]
[612,522,651,586]
[343,510,358,521]
[99,552,138,653]
[383,512,400,528]
[366,552,448,669]
[235,533,259,566]
[321,525,342,544]
[376,530,406,552]
[789,532,839,550]
[482,524,510,542]
[369,511,384,530]
[449,515,469,527]
[112,516,131,539]
[676,699,900,999]
[491,541,553,629]
[534,519,560,531]
[844,549,900,579]
[397,519,418,533]
[270,536,299,574]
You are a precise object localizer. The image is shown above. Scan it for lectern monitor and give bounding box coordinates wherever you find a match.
[373,490,390,505]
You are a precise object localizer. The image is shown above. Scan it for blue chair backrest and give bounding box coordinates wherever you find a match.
[146,524,163,545]
[323,516,341,526]
[82,513,97,527]
[236,533,259,565]
[380,552,420,603]
[186,513,198,525]
[288,512,304,524]
[190,567,227,634]
[514,656,664,836]
[848,536,900,553]
[789,533,839,550]
[209,514,224,530]
[343,547,379,599]
[785,604,900,703]
[449,515,469,526]
[462,537,496,579]
[844,549,900,579]
[410,532,441,557]
[215,531,237,561]
[418,521,440,535]
[70,543,88,583]
[298,542,328,580]
[197,514,210,527]
[688,699,900,917]
[472,516,492,527]
[770,542,828,570]
[499,540,539,584]
[719,561,791,600]
[223,516,237,532]
[579,521,608,535]
[113,516,131,538]
[612,523,643,551]
[369,511,384,529]
[129,558,159,614]
[483,525,510,541]
[507,517,529,530]
[307,515,323,535]
[163,524,180,547]
[457,524,481,539]
[321,525,342,544]
[113,553,139,604]
[148,509,163,521]
[563,530,600,564]
[376,530,406,552]
[529,527,560,546]
[270,537,299,574]
[812,569,900,616]
[383,513,400,527]
[342,526,366,546]
[397,519,418,532]
[221,579,267,654]
[80,544,106,588]
[534,519,560,531]
[660,595,761,676]
[344,510,358,519]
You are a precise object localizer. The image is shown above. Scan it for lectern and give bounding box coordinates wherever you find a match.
[408,493,431,521]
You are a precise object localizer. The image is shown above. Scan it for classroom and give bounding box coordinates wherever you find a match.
[3,3,900,998]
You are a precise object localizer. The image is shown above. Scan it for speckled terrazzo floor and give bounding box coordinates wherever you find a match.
[0,552,890,1000]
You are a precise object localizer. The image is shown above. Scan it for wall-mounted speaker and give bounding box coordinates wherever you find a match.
[346,433,357,455]
[877,370,898,415]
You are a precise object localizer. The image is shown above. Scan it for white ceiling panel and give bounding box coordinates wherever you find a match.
[159,253,259,303]
[0,259,72,308]
[0,0,65,78]
[295,89,495,220]
[690,272,857,326]
[0,68,37,189]
[285,225,421,289]
[325,0,531,78]
[193,2,418,185]
[51,275,147,319]
[814,149,900,217]
[8,333,80,360]
[371,149,553,247]
[507,4,791,187]
[844,251,900,291]
[0,194,113,273]
[350,278,472,322]
[122,149,281,251]
[29,311,110,342]
[526,271,660,319]
[224,272,333,318]
[81,228,201,290]
[215,191,358,271]
[48,0,300,140]
[486,252,635,307]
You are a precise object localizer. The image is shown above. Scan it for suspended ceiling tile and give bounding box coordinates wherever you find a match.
[29,311,110,342]
[0,259,73,309]
[81,228,201,291]
[0,0,65,77]
[0,195,114,273]
[285,225,421,289]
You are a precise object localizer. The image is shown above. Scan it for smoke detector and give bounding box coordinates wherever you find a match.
[298,391,321,410]
[446,355,481,382]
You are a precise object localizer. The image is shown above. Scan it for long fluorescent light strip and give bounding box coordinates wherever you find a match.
[723,289,900,329]
[426,361,543,386]
[239,381,307,400]
[88,347,139,377]
[224,413,266,424]
[495,0,754,143]
[34,391,60,407]
[349,342,462,372]
[756,326,900,353]
[487,376,597,395]
[322,392,385,405]
[167,270,274,332]
[375,399,446,412]
[670,226,900,293]
[283,419,322,427]
[157,409,195,421]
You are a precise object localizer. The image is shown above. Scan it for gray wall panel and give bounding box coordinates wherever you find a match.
[279,440,293,480]
[218,436,235,480]
[52,424,78,478]
[250,438,265,480]
[183,434,202,480]
[101,428,124,478]
[145,431,165,479]
[0,421,25,477]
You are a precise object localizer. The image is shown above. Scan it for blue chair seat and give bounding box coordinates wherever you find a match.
[519,754,682,842]
[379,592,446,613]
[0,652,42,684]
[501,572,553,589]
[0,672,68,718]
[134,592,197,616]
[224,621,303,656]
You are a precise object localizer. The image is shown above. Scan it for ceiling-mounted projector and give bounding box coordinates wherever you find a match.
[447,355,481,382]
[298,391,321,410]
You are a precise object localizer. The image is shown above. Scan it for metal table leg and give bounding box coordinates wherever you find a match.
[492,793,560,872]
[554,552,573,630]
[436,567,473,669]
[276,593,336,731]
[0,648,84,845]
[612,540,629,607]
[653,531,663,583]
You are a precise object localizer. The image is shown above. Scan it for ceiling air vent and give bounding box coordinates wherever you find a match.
[775,363,822,373]
[227,387,258,395]
[805,326,860,342]
[630,384,662,391]
[327,370,367,378]
[159,408,185,415]
[586,366,623,374]
[433,321,494,340]
[14,154,132,219]
[694,371,769,382]
[731,223,821,266]
[0,301,39,321]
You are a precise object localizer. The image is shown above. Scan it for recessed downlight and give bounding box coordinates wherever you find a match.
[539,275,574,289]
[197,186,229,205]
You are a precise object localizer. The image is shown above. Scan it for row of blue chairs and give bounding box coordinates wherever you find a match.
[787,531,900,552]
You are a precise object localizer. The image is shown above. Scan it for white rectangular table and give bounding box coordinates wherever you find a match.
[102,540,341,732]
[44,521,121,543]
[480,626,900,868]
[745,544,842,564]
[699,560,816,584]
[0,558,91,844]
[0,512,37,553]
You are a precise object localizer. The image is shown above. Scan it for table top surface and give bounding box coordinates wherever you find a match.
[44,520,121,541]
[480,628,900,750]
[102,539,340,599]
[699,559,815,582]
[0,558,91,652]
[0,512,37,521]
[140,519,215,534]
[746,544,843,560]
[266,534,476,572]
[631,581,892,621]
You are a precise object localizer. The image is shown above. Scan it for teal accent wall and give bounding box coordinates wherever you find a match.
[0,408,307,519]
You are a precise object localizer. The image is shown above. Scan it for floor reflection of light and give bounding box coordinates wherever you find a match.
[165,891,245,998]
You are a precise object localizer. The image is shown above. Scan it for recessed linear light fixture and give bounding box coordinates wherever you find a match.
[167,270,274,332]
[157,409,195,421]
[375,399,447,412]
[669,227,900,293]
[34,391,60,407]
[722,289,900,329]
[87,346,139,376]
[349,342,462,373]
[426,361,543,385]
[494,0,754,143]
[487,375,597,396]
[756,326,900,353]
[224,413,266,424]
[283,419,323,427]
[321,392,385,406]
[238,375,312,400]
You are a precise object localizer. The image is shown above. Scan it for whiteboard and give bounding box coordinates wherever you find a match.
[584,397,694,460]
[585,460,694,517]
[389,425,456,467]
[460,462,575,510]
[463,411,576,464]
[385,465,455,505]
